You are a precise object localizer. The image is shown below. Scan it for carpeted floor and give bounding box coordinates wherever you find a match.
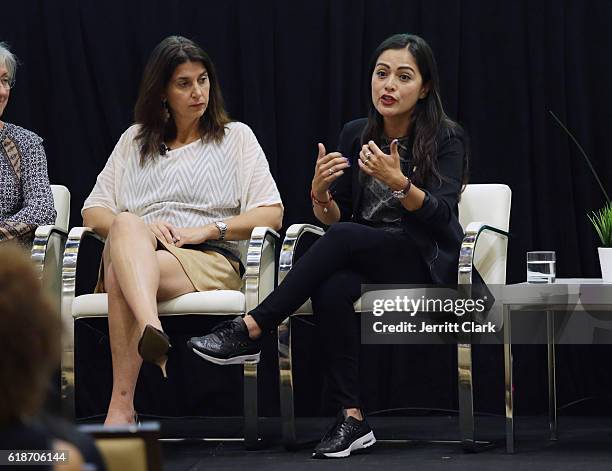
[139,416,612,470]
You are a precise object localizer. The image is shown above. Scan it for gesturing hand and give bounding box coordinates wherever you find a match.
[311,143,350,197]
[357,139,405,188]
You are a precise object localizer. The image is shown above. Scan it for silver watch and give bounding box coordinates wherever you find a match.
[214,221,228,241]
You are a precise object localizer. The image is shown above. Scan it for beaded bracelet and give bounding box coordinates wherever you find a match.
[310,189,334,213]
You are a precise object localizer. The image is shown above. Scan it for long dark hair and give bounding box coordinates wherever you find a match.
[362,34,468,189]
[134,36,230,163]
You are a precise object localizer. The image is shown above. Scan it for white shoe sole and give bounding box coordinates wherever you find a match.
[314,431,376,458]
[191,348,260,365]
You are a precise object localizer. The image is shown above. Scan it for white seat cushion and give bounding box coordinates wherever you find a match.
[72,290,245,318]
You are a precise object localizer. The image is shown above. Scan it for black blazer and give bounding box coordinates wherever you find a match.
[330,118,468,285]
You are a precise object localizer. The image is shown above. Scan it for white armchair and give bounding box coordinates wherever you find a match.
[277,183,512,451]
[31,184,71,313]
[60,225,279,448]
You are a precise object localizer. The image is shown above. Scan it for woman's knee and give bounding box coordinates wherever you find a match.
[108,212,145,239]
[308,222,359,257]
[324,221,359,240]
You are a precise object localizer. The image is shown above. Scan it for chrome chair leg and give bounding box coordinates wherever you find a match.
[503,305,514,453]
[60,227,89,421]
[546,310,557,440]
[243,360,258,449]
[61,329,76,419]
[457,341,476,452]
[278,317,297,447]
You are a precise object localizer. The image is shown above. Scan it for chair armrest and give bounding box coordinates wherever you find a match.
[31,224,69,280]
[458,221,509,285]
[60,227,105,413]
[278,223,325,284]
[61,227,105,323]
[244,226,280,311]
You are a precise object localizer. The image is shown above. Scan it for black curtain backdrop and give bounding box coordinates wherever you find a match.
[5,0,612,420]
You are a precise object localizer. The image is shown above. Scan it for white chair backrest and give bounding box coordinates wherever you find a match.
[51,185,70,231]
[458,184,512,284]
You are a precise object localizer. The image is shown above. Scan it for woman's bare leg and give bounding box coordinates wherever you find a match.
[104,214,195,425]
[106,213,163,332]
[104,262,141,425]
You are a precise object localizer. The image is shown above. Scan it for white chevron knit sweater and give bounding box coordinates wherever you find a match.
[82,121,282,259]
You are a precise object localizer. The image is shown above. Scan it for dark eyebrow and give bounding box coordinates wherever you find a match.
[175,71,208,81]
[375,62,416,73]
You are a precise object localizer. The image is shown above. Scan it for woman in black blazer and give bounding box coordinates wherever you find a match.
[189,33,469,459]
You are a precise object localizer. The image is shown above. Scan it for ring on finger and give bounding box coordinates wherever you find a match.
[364,151,372,161]
[328,168,334,176]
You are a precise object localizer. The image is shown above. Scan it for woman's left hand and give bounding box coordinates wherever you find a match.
[174,224,218,248]
[357,139,406,189]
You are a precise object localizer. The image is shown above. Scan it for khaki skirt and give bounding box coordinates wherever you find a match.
[95,236,243,293]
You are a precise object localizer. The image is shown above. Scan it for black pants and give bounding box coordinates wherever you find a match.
[250,222,432,409]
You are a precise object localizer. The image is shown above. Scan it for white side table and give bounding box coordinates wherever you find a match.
[503,278,612,453]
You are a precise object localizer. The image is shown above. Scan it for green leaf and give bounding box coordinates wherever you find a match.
[588,202,612,247]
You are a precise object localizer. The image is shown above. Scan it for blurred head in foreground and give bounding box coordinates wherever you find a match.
[0,243,60,425]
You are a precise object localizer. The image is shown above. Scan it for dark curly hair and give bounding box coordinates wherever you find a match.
[0,243,60,424]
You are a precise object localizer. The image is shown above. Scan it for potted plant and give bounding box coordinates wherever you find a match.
[588,202,612,281]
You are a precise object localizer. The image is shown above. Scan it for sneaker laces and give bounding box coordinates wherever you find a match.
[335,418,357,438]
[210,319,240,341]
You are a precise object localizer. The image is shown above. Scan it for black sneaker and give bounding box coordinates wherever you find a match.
[312,411,376,459]
[187,316,261,365]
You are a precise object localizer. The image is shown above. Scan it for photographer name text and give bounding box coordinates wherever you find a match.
[372,320,496,334]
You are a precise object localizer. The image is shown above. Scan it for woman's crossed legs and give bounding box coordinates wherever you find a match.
[103,213,195,425]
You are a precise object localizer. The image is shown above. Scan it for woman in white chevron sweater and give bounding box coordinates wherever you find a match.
[82,36,283,426]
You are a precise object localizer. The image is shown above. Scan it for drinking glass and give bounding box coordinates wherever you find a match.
[526,251,556,283]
